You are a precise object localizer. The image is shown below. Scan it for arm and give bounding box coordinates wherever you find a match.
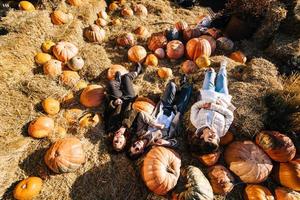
[190,100,207,128]
[210,103,234,133]
[138,111,164,129]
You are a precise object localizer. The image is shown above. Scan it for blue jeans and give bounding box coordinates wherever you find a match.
[202,67,229,95]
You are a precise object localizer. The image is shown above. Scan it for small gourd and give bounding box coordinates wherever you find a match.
[67,56,84,71]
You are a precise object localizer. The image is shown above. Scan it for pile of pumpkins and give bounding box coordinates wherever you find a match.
[140,131,300,200]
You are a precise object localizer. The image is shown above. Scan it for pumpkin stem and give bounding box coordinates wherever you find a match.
[166,166,176,175]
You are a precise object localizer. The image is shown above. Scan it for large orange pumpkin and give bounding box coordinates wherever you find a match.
[207,165,235,195]
[196,150,221,167]
[132,97,156,114]
[44,137,85,173]
[107,64,128,80]
[28,116,54,139]
[275,187,300,200]
[277,158,300,191]
[141,146,181,195]
[147,32,168,51]
[166,40,185,60]
[244,185,274,200]
[255,131,296,162]
[13,177,42,200]
[128,45,147,63]
[199,35,216,53]
[224,141,273,183]
[53,41,78,63]
[186,38,211,61]
[80,85,105,107]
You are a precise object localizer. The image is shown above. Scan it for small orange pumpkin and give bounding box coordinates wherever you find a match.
[154,48,165,59]
[275,187,300,200]
[109,2,119,12]
[95,18,108,27]
[145,54,158,67]
[175,20,188,31]
[133,4,148,16]
[80,84,105,107]
[79,113,100,128]
[19,1,35,11]
[229,51,247,64]
[158,67,173,79]
[60,71,80,87]
[128,45,147,63]
[121,7,134,17]
[132,97,156,114]
[13,177,42,200]
[84,24,106,44]
[147,32,168,51]
[141,146,181,195]
[67,0,81,6]
[134,26,150,38]
[41,40,55,53]
[107,64,129,80]
[196,150,221,166]
[244,185,274,200]
[112,19,122,26]
[53,41,78,63]
[220,131,234,146]
[186,38,211,61]
[199,35,216,53]
[277,158,300,191]
[67,56,84,71]
[43,59,63,78]
[35,52,52,65]
[28,116,54,138]
[116,33,135,47]
[98,10,108,20]
[42,97,60,115]
[44,137,85,173]
[181,60,197,74]
[166,40,185,60]
[50,10,72,25]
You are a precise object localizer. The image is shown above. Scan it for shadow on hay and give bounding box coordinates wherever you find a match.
[2,180,19,200]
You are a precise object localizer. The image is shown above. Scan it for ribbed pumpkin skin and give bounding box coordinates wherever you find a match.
[255,131,296,162]
[44,137,85,173]
[50,11,71,25]
[186,38,211,61]
[147,33,168,51]
[107,64,128,80]
[244,185,274,200]
[224,141,273,183]
[43,59,63,78]
[128,45,147,63]
[132,97,156,114]
[53,42,78,63]
[199,35,216,53]
[84,25,105,44]
[207,165,235,195]
[275,187,300,200]
[172,165,213,200]
[278,158,300,191]
[141,146,181,195]
[80,85,105,107]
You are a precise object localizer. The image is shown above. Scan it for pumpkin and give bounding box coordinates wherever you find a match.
[55,126,67,137]
[84,24,106,44]
[132,97,156,114]
[44,137,85,173]
[61,91,74,104]
[166,40,184,60]
[147,32,168,51]
[244,185,274,200]
[112,19,121,26]
[28,116,54,138]
[205,28,222,39]
[141,146,181,195]
[133,4,148,16]
[53,41,78,63]
[172,165,214,200]
[255,131,296,162]
[35,52,52,65]
[42,97,60,115]
[19,1,35,11]
[229,51,247,64]
[50,10,72,25]
[220,131,234,146]
[145,54,158,67]
[79,113,100,128]
[199,35,216,53]
[207,165,235,195]
[134,26,150,38]
[74,80,88,91]
[183,28,202,41]
[97,10,108,20]
[109,2,119,12]
[95,18,108,27]
[60,71,80,87]
[166,28,180,41]
[181,60,197,74]
[118,0,126,5]
[275,187,300,200]
[158,67,173,79]
[175,20,189,31]
[196,150,221,167]
[128,45,147,63]
[216,37,234,51]
[277,158,300,191]
[43,59,63,78]
[224,141,273,183]
[195,55,211,68]
[41,40,55,53]
[186,38,211,61]
[121,7,134,17]
[154,48,165,59]
[67,56,84,71]
[13,177,42,200]
[116,33,135,47]
[107,64,128,80]
[67,0,81,6]
[80,84,105,107]
[63,108,83,124]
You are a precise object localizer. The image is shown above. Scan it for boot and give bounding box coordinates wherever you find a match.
[134,62,142,75]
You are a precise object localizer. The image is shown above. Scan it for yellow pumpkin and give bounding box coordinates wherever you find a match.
[128,45,147,63]
[19,1,35,11]
[41,40,55,53]
[13,177,42,200]
[244,185,274,200]
[80,85,105,107]
[278,158,300,191]
[74,80,88,91]
[109,2,119,12]
[275,187,300,200]
[43,59,63,78]
[42,97,60,115]
[79,113,100,128]
[132,97,156,114]
[158,67,173,79]
[195,55,211,68]
[28,116,54,138]
[35,52,52,65]
[144,54,158,67]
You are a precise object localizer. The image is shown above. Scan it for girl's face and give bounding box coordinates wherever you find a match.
[113,134,126,151]
[130,140,145,155]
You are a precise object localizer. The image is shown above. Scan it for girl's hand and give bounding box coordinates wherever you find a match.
[202,103,211,109]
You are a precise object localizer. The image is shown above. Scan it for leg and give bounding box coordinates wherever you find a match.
[202,68,216,91]
[121,72,137,99]
[174,83,193,114]
[161,81,177,109]
[215,66,229,95]
[107,80,122,99]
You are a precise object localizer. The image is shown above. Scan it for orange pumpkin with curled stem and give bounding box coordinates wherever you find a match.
[132,97,156,114]
[80,84,105,108]
[128,45,147,63]
[275,187,300,200]
[186,38,211,61]
[244,185,274,200]
[13,177,42,200]
[107,64,128,80]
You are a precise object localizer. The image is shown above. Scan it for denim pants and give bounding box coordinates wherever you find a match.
[202,67,229,95]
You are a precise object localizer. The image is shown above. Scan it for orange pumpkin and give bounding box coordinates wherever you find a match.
[144,54,158,67]
[207,165,235,195]
[13,177,42,200]
[128,45,147,63]
[84,24,106,44]
[60,71,80,87]
[199,35,216,53]
[183,28,202,41]
[158,67,173,79]
[175,20,188,31]
[255,131,296,162]
[108,2,119,12]
[19,1,35,11]
[42,97,60,115]
[186,38,211,61]
[166,40,185,60]
[95,18,108,27]
[244,185,274,200]
[220,131,234,145]
[116,33,135,47]
[196,150,221,167]
[41,40,55,53]
[134,26,150,38]
[80,84,105,107]
[181,60,197,74]
[147,32,168,51]
[107,64,128,80]
[50,10,72,25]
[132,97,156,114]
[133,4,148,16]
[53,41,78,63]
[34,52,52,65]
[229,51,247,64]
[44,137,85,173]
[278,158,300,191]
[224,141,273,183]
[154,48,165,59]
[121,7,134,17]
[67,0,81,6]
[141,146,181,195]
[275,187,300,200]
[28,116,54,138]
